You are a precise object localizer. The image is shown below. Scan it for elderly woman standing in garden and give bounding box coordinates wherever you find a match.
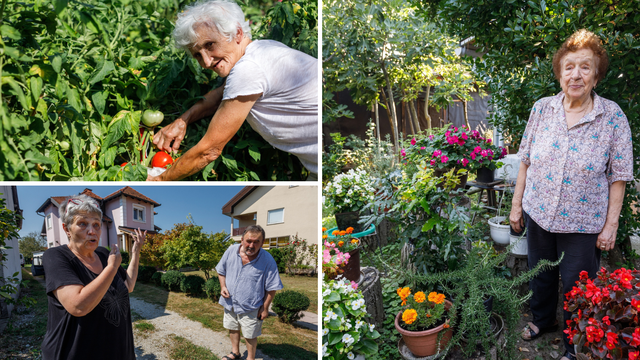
[148,0,318,181]
[41,195,146,360]
[509,29,634,360]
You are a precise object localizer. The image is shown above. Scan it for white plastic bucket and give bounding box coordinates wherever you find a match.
[488,216,510,245]
[510,233,528,256]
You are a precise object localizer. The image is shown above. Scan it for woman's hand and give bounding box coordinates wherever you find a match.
[153,117,188,153]
[108,243,122,269]
[597,222,618,251]
[132,228,147,254]
[509,203,525,233]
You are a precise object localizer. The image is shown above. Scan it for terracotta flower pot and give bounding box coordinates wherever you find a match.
[341,248,360,282]
[394,300,453,357]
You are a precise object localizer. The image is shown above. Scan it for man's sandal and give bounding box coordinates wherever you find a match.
[221,352,241,360]
[521,321,558,341]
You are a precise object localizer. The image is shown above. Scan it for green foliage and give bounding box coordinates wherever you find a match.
[203,277,221,302]
[435,0,640,252]
[272,290,310,324]
[160,216,232,280]
[256,0,318,57]
[137,265,157,283]
[266,247,286,273]
[120,250,130,265]
[18,231,46,262]
[161,270,185,292]
[180,275,205,297]
[0,194,32,307]
[151,271,163,287]
[0,0,316,181]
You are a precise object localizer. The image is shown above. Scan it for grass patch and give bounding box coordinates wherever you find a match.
[131,281,318,359]
[134,321,156,332]
[0,268,49,359]
[168,334,220,360]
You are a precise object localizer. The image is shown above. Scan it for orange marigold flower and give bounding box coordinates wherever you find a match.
[397,287,411,301]
[443,323,450,329]
[401,299,407,306]
[346,227,354,234]
[332,230,339,235]
[414,291,426,303]
[339,230,347,236]
[402,309,418,325]
[338,241,344,247]
[322,227,327,232]
[351,239,359,244]
[322,235,328,239]
[428,292,446,304]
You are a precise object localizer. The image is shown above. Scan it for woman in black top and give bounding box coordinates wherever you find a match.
[41,194,146,360]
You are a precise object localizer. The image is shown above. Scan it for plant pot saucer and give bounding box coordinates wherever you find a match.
[460,312,505,345]
[397,339,447,360]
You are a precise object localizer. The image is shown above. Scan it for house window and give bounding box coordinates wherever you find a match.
[267,208,284,225]
[133,204,145,223]
[46,214,52,229]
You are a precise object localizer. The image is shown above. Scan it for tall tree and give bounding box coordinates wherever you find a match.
[18,231,46,262]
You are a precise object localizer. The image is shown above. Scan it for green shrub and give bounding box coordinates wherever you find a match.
[267,248,286,273]
[180,275,205,297]
[161,270,185,292]
[204,277,221,302]
[151,272,163,287]
[271,290,310,324]
[120,251,130,265]
[138,266,157,283]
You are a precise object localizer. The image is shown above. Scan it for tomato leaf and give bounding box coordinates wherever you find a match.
[99,146,117,169]
[29,77,43,104]
[51,55,63,73]
[248,147,261,162]
[65,86,83,113]
[1,25,21,41]
[24,150,55,165]
[91,91,107,115]
[54,0,68,15]
[89,58,115,85]
[221,155,239,174]
[2,77,29,111]
[102,111,128,152]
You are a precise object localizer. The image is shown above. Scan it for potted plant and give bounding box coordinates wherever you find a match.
[488,186,513,245]
[322,276,380,360]
[402,125,507,186]
[324,228,361,282]
[324,168,375,233]
[393,287,453,357]
[564,268,640,360]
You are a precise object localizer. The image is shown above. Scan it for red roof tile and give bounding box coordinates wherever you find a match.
[103,186,161,207]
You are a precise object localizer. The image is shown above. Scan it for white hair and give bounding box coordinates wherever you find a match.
[59,194,103,228]
[173,0,251,52]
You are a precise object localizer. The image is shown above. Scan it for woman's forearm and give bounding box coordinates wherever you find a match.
[54,265,119,317]
[605,181,627,227]
[512,161,530,207]
[126,252,141,293]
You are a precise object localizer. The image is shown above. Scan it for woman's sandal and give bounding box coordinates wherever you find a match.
[561,350,577,360]
[521,321,559,341]
[221,352,242,360]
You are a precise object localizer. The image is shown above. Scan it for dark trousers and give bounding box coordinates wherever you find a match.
[525,212,601,354]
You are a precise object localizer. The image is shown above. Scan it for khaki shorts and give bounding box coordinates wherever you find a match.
[223,308,263,339]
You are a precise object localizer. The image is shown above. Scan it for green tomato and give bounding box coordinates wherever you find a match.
[142,110,164,127]
[58,141,70,151]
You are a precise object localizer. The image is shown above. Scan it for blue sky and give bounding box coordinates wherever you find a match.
[17,185,244,238]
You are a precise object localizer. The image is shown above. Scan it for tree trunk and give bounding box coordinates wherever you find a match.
[463,98,470,128]
[381,61,399,151]
[379,87,395,144]
[404,101,415,135]
[375,99,380,142]
[410,99,421,133]
[424,84,432,130]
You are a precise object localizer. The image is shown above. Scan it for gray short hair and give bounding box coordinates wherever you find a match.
[173,0,251,53]
[59,194,103,228]
[242,225,265,242]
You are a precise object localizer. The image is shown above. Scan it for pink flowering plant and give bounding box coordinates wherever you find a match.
[564,267,640,360]
[323,240,351,280]
[402,125,507,171]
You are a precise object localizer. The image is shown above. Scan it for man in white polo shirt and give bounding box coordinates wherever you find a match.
[216,225,283,360]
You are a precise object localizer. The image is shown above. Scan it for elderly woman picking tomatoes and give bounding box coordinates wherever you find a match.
[41,195,146,360]
[509,29,633,360]
[148,0,318,181]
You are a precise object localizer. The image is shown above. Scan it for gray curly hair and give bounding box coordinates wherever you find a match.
[173,0,251,53]
[59,194,103,228]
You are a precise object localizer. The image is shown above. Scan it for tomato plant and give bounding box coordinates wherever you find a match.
[142,110,163,127]
[151,151,173,169]
[0,0,316,181]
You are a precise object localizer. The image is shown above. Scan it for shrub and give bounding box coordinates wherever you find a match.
[204,277,221,302]
[271,290,310,324]
[151,272,163,287]
[120,250,130,265]
[267,248,286,273]
[138,266,157,283]
[161,270,185,292]
[180,275,205,297]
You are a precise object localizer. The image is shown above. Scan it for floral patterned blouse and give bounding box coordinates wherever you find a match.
[517,91,634,233]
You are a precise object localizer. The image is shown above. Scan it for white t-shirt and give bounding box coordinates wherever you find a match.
[223,40,318,174]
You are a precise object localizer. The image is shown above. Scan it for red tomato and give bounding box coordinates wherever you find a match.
[121,162,128,167]
[151,151,173,168]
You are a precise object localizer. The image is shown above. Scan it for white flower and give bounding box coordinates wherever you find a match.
[323,288,331,297]
[369,324,375,332]
[324,310,338,322]
[355,320,365,330]
[347,352,355,360]
[351,298,365,311]
[342,333,355,346]
[322,343,328,357]
[323,328,328,335]
[344,321,352,330]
